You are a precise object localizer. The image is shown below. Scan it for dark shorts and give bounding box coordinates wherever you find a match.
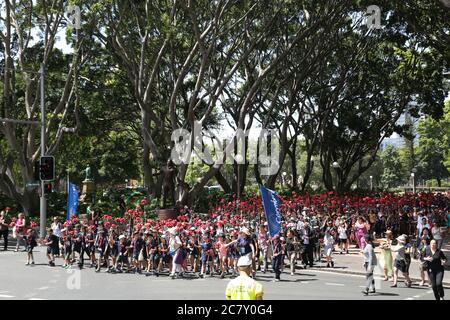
[83,246,91,256]
[395,260,408,273]
[202,255,213,264]
[162,254,170,263]
[111,248,119,257]
[47,247,58,255]
[117,255,128,264]
[26,246,35,253]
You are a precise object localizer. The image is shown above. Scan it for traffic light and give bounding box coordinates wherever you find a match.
[43,182,52,195]
[40,156,55,181]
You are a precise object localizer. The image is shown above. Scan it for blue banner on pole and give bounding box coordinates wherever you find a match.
[259,184,282,237]
[67,182,78,220]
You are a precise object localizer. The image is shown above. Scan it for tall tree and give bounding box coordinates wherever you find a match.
[0,0,87,215]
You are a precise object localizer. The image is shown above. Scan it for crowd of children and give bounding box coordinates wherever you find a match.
[2,191,449,283]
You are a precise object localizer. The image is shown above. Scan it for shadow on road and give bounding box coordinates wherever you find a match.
[370,292,399,297]
[311,266,348,270]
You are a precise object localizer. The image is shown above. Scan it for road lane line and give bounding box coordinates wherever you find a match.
[325,282,345,286]
[413,295,420,298]
[37,286,49,290]
[29,298,47,300]
[0,294,15,298]
[404,298,414,300]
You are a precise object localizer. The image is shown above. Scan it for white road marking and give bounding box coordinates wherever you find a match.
[0,294,15,298]
[325,282,345,286]
[29,298,47,300]
[37,286,49,290]
[404,298,414,300]
[413,295,421,298]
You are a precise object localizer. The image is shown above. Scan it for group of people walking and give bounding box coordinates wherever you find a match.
[0,190,449,300]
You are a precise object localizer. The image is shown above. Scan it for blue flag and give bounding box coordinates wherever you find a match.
[259,185,282,237]
[67,182,79,220]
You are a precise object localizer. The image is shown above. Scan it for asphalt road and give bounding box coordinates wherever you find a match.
[0,247,444,300]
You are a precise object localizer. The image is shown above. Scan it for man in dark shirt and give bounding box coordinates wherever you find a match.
[43,228,59,266]
[0,210,10,251]
[272,235,283,281]
[300,221,314,268]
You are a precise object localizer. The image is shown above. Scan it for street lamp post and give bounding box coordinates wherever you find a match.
[332,161,340,191]
[282,171,287,187]
[411,168,417,193]
[39,64,47,239]
[369,175,373,192]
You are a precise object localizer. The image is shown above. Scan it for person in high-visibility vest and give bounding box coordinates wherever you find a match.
[225,255,264,300]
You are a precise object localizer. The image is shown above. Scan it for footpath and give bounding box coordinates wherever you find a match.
[307,237,450,288]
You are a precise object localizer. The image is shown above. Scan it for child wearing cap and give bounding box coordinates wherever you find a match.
[257,225,269,273]
[24,229,37,265]
[72,225,82,268]
[131,232,145,274]
[94,230,107,272]
[108,232,119,273]
[215,236,229,278]
[116,234,130,273]
[60,230,73,269]
[43,228,59,266]
[199,236,215,278]
[156,236,170,276]
[187,234,200,273]
[146,232,160,275]
[86,227,97,268]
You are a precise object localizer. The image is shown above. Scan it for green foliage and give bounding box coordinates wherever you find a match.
[416,101,450,186]
[381,146,406,189]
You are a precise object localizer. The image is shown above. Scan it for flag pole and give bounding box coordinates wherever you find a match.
[67,168,69,221]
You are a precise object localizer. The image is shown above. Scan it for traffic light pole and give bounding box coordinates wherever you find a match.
[39,63,47,239]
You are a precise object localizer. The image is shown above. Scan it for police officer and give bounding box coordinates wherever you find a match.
[225,255,264,300]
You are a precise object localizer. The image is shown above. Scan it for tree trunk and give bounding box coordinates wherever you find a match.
[287,148,298,192]
[215,171,231,194]
[142,145,152,196]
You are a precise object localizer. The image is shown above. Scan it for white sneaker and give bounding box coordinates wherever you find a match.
[290,272,294,276]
